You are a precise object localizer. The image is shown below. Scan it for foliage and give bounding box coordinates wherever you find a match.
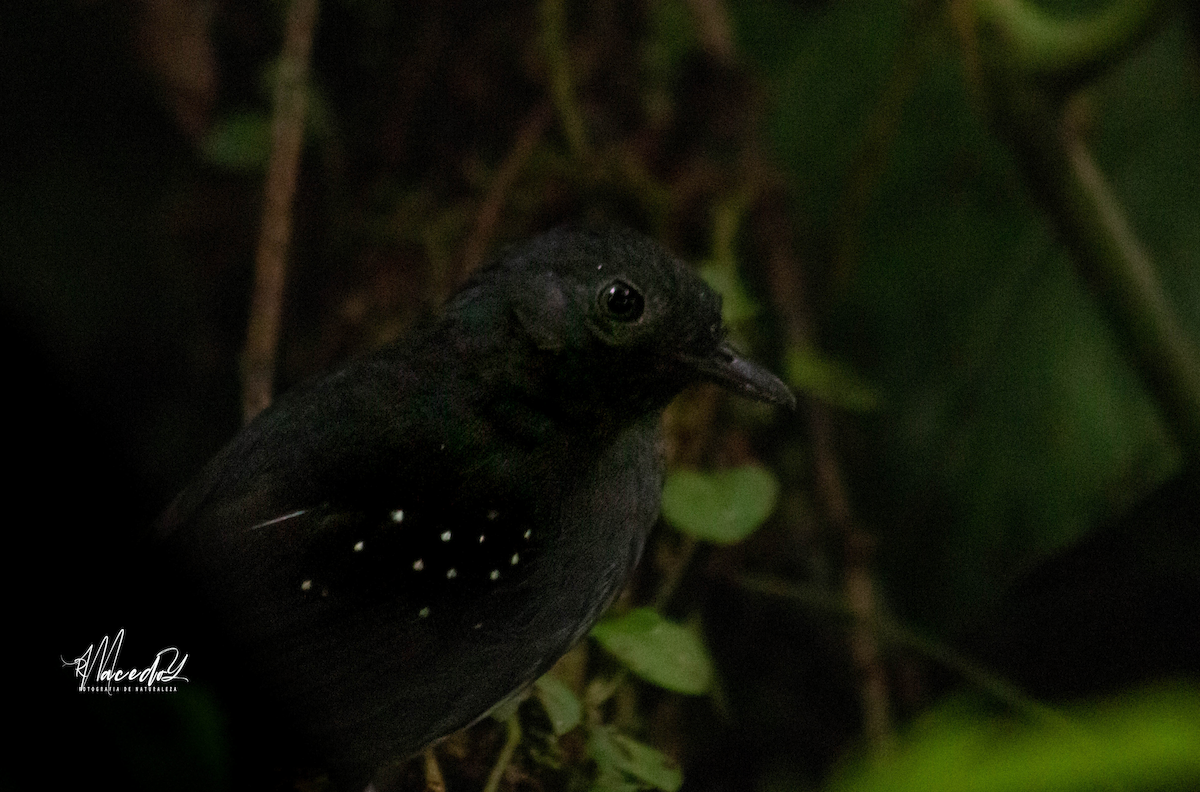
[661,465,780,545]
[828,685,1200,792]
[14,0,1198,791]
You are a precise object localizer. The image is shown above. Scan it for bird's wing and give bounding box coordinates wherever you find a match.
[157,352,557,767]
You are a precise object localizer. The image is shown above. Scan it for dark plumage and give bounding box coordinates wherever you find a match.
[159,225,793,788]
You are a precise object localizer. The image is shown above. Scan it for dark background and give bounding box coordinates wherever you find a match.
[12,1,1199,790]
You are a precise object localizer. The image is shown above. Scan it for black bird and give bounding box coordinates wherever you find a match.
[159,225,794,788]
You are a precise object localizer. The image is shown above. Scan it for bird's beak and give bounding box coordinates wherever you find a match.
[680,342,796,409]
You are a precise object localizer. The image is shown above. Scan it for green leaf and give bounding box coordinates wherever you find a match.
[533,674,583,736]
[826,685,1200,792]
[487,689,524,725]
[786,345,881,412]
[661,466,780,544]
[590,608,714,695]
[699,262,759,327]
[589,725,683,792]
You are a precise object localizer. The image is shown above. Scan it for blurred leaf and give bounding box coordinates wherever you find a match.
[642,0,697,127]
[699,262,759,328]
[488,690,524,725]
[739,0,1197,630]
[200,112,272,170]
[589,725,683,792]
[533,674,583,736]
[826,685,1200,792]
[590,608,714,695]
[731,0,908,227]
[662,466,779,544]
[786,345,881,412]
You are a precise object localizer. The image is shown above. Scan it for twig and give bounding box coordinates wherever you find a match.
[241,0,320,424]
[735,573,1072,731]
[685,0,735,63]
[459,102,553,278]
[756,193,896,759]
[811,400,895,760]
[1060,122,1200,466]
[482,711,522,792]
[423,747,446,792]
[539,0,589,159]
[972,5,1200,466]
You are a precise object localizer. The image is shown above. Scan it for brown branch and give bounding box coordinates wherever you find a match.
[459,102,553,279]
[241,0,320,424]
[757,199,896,760]
[810,402,895,759]
[685,0,735,64]
[972,22,1200,467]
[423,747,446,792]
[692,0,897,754]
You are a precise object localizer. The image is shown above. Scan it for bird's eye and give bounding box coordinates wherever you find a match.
[599,280,644,322]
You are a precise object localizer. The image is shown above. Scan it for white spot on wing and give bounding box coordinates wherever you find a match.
[250,509,308,530]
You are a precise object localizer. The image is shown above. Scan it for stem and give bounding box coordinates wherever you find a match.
[986,67,1200,466]
[735,574,1069,729]
[540,0,589,158]
[481,712,522,792]
[1060,129,1200,464]
[810,401,895,759]
[459,102,553,279]
[423,748,447,792]
[241,0,319,423]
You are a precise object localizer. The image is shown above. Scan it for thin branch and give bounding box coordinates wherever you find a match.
[423,747,446,792]
[459,102,553,279]
[735,574,1072,731]
[811,400,895,760]
[755,190,897,759]
[241,0,319,424]
[539,0,589,159]
[977,36,1200,466]
[1060,123,1200,465]
[685,0,735,64]
[481,712,522,792]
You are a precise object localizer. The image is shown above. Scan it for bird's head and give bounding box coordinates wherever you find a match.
[448,225,795,423]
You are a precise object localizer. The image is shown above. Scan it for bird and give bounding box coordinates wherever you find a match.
[158,224,795,790]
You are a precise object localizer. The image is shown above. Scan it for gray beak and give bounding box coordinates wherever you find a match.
[682,342,796,409]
